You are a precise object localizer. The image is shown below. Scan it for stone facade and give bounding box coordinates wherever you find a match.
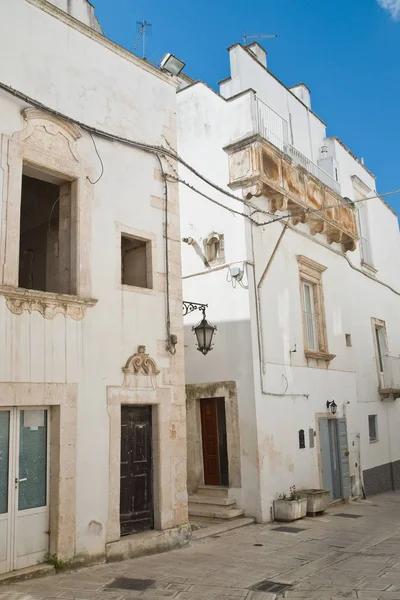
[0,0,187,574]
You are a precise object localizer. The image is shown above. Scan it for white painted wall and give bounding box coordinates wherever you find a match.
[179,42,400,521]
[0,0,179,560]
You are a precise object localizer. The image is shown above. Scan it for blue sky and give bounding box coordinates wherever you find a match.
[93,0,400,213]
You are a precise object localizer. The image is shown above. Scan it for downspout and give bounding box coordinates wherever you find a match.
[250,220,309,398]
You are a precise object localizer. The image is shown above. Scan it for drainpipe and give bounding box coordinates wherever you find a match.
[250,220,308,398]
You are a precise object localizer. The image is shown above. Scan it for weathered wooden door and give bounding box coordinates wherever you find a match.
[120,406,153,536]
[200,399,221,486]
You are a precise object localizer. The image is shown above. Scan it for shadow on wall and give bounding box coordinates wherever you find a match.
[183,319,254,383]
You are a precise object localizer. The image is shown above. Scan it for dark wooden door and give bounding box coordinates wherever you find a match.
[120,405,153,536]
[200,398,221,485]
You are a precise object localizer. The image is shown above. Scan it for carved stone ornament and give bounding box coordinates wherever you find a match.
[17,108,82,164]
[2,287,97,320]
[123,346,160,377]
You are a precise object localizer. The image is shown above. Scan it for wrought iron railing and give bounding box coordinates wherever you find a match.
[255,98,341,195]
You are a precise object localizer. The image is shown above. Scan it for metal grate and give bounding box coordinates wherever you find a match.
[251,579,292,593]
[335,513,362,519]
[106,578,155,591]
[273,526,306,533]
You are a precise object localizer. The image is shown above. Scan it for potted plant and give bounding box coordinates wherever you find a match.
[273,486,308,522]
[299,489,330,516]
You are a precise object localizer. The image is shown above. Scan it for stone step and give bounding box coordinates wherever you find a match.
[188,503,245,520]
[196,485,229,498]
[189,494,236,507]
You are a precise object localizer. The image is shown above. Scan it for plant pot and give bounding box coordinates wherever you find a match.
[299,489,330,516]
[273,497,307,522]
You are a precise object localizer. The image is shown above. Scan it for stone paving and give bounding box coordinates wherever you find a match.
[2,492,400,600]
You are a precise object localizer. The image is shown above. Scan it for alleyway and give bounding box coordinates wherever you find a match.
[2,493,400,600]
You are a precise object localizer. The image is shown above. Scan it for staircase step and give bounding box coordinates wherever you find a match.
[189,494,236,507]
[196,485,229,498]
[188,504,245,520]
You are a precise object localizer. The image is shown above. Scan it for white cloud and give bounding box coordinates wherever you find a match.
[377,0,400,19]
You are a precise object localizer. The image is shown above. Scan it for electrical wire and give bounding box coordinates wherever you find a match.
[87,133,104,185]
[1,80,399,227]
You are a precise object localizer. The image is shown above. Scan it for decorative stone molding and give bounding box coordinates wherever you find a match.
[224,135,359,253]
[297,256,334,366]
[123,345,160,379]
[1,286,97,320]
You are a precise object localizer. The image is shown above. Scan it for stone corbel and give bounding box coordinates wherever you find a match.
[242,182,265,200]
[292,211,308,226]
[342,236,357,252]
[269,195,288,214]
[309,216,327,236]
[1,286,97,320]
[326,225,343,245]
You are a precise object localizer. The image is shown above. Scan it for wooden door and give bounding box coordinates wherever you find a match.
[200,399,221,486]
[120,406,153,536]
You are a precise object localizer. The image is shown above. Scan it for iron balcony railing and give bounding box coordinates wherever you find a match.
[255,98,341,196]
[376,355,400,390]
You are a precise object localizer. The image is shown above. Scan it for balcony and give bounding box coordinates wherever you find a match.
[224,98,358,252]
[256,99,341,196]
[377,356,400,400]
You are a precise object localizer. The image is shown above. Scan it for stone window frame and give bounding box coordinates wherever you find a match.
[351,175,377,275]
[203,232,225,267]
[371,317,389,387]
[115,223,159,296]
[297,255,335,364]
[0,108,96,320]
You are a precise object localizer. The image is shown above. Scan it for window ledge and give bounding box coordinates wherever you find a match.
[361,261,378,276]
[379,387,400,401]
[120,284,159,296]
[305,350,336,364]
[0,286,97,320]
[369,439,379,444]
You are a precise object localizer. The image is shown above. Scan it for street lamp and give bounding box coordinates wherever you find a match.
[326,400,337,415]
[183,301,217,356]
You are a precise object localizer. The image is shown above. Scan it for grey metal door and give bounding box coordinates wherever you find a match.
[329,419,342,500]
[319,418,350,501]
[319,419,333,500]
[337,418,351,500]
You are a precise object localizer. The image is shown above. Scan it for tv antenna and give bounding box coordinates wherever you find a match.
[243,33,277,45]
[135,20,152,58]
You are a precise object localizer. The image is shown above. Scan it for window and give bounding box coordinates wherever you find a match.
[345,334,352,347]
[204,232,225,266]
[18,173,74,295]
[358,202,373,268]
[368,415,378,442]
[297,256,333,362]
[121,234,152,289]
[302,281,318,351]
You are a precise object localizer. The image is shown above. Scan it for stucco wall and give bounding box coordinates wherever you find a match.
[179,43,400,522]
[0,0,186,563]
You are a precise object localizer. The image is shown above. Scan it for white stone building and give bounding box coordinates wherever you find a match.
[178,43,400,522]
[0,0,188,575]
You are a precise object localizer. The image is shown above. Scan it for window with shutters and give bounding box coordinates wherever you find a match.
[297,255,335,364]
[358,202,374,268]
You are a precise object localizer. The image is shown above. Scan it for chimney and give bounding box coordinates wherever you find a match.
[290,83,311,109]
[247,42,267,68]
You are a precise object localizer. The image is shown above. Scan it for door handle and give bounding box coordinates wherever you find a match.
[15,477,27,483]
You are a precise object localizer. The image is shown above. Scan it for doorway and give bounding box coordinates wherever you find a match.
[0,408,50,575]
[319,418,350,502]
[200,398,228,486]
[120,405,153,536]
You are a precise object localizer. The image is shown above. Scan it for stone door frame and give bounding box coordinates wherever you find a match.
[0,382,77,562]
[186,381,241,493]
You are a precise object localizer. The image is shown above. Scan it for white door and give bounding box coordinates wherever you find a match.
[0,408,49,574]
